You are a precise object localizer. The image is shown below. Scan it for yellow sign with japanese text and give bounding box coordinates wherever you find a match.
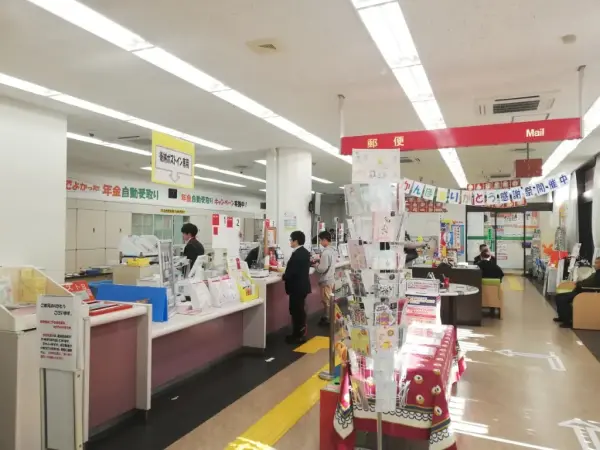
[151,131,195,189]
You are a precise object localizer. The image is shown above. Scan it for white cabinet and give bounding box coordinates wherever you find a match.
[66,209,77,251]
[76,249,106,270]
[65,250,76,273]
[105,211,132,249]
[76,209,106,250]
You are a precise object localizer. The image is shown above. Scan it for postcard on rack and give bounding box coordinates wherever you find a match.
[376,325,399,351]
[351,326,371,356]
[348,240,368,270]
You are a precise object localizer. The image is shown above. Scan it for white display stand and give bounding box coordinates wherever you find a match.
[0,266,86,450]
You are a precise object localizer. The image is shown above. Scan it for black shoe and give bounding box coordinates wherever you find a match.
[318,316,330,327]
[559,322,573,329]
[553,317,562,323]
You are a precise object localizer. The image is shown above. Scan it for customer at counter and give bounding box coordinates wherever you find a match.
[283,231,311,344]
[404,232,428,265]
[181,223,205,272]
[474,244,496,264]
[245,246,260,268]
[314,231,336,327]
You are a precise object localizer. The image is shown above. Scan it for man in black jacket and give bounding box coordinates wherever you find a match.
[477,250,504,280]
[181,223,205,273]
[555,257,600,328]
[474,244,496,264]
[283,230,312,344]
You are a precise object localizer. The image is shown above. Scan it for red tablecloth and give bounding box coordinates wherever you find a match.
[321,325,465,450]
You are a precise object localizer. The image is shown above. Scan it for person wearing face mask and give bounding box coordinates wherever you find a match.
[474,244,496,264]
[181,223,205,273]
[282,231,312,344]
[476,249,504,280]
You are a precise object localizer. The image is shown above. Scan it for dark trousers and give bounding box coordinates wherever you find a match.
[556,291,577,323]
[289,294,307,337]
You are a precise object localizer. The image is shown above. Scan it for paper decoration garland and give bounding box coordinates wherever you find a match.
[405,173,569,206]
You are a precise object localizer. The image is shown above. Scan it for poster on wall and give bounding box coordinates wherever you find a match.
[440,220,465,257]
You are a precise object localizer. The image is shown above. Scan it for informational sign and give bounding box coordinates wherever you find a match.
[495,349,566,371]
[406,278,439,295]
[37,296,81,372]
[151,131,195,189]
[283,211,297,232]
[160,208,186,214]
[559,418,600,449]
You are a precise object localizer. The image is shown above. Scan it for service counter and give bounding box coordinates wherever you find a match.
[411,264,483,326]
[256,260,351,333]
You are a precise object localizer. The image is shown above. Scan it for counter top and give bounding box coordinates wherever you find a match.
[151,298,264,339]
[89,304,148,327]
[251,260,350,286]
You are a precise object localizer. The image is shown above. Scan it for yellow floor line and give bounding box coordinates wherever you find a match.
[226,337,339,450]
[505,276,524,291]
[294,335,330,354]
[225,363,329,449]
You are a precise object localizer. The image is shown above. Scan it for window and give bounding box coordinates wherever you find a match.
[131,213,190,242]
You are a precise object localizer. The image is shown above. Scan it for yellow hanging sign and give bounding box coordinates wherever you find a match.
[151,131,195,189]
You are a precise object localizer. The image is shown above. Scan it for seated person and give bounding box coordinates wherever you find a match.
[554,257,600,328]
[474,244,496,264]
[477,250,504,280]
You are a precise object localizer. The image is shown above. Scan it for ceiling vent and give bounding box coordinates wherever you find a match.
[476,93,556,116]
[247,38,280,54]
[489,173,512,179]
[117,135,152,147]
[400,156,419,163]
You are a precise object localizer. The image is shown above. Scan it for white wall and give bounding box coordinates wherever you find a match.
[0,99,67,281]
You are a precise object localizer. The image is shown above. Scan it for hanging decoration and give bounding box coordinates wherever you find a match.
[402,173,569,207]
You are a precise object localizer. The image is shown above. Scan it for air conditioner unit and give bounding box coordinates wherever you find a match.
[476,93,556,117]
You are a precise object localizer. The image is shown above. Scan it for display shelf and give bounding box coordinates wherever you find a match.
[89,304,148,327]
[151,297,264,338]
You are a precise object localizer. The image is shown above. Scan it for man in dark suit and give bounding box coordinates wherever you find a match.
[283,230,312,344]
[555,257,600,328]
[474,244,496,264]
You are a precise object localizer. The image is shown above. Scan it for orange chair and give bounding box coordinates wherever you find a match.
[482,278,503,319]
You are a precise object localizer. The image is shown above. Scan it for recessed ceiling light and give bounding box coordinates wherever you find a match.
[26,0,349,163]
[141,166,245,187]
[351,0,468,187]
[0,72,230,151]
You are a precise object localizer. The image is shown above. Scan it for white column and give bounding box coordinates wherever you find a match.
[266,148,312,261]
[0,98,67,281]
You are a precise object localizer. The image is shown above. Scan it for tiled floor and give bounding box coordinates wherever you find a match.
[94,278,600,449]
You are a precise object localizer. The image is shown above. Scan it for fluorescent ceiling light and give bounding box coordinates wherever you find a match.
[213,89,278,119]
[339,186,345,189]
[311,176,333,184]
[27,0,345,162]
[352,0,467,186]
[134,47,228,93]
[254,159,333,183]
[0,71,230,151]
[194,163,266,183]
[261,188,319,194]
[584,189,593,199]
[27,0,152,52]
[68,132,151,156]
[0,73,59,96]
[531,94,600,184]
[53,94,134,121]
[141,166,245,187]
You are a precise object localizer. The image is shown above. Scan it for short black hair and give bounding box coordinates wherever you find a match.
[290,230,306,245]
[318,231,332,242]
[479,243,488,250]
[181,223,198,237]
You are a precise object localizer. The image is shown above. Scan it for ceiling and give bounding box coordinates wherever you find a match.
[1,0,600,195]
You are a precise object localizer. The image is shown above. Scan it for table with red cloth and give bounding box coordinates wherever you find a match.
[320,325,465,450]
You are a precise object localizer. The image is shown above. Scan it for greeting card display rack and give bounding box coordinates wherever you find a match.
[335,149,413,449]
